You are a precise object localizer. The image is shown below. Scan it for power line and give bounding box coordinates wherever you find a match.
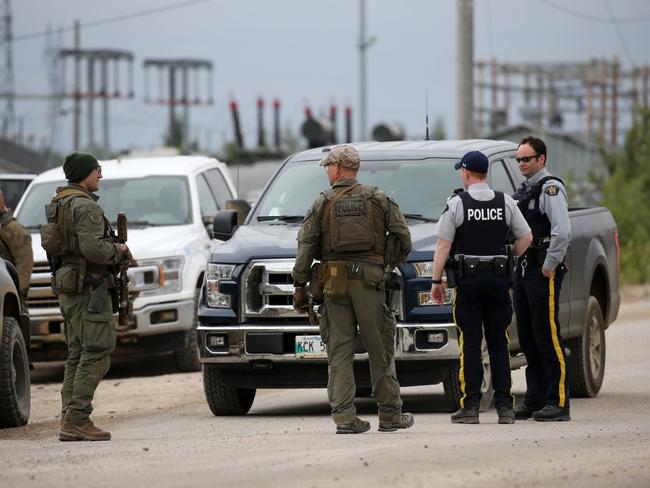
[537,0,650,24]
[13,0,216,43]
[604,0,636,68]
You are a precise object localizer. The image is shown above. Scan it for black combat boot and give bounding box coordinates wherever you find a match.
[451,405,479,424]
[513,403,539,420]
[336,417,371,434]
[532,405,571,422]
[496,406,515,424]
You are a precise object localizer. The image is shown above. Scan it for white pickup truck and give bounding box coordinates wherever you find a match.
[14,156,238,371]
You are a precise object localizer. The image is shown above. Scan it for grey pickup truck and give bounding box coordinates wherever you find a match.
[197,140,620,415]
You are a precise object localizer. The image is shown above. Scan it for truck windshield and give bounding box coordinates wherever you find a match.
[253,159,459,223]
[16,176,192,229]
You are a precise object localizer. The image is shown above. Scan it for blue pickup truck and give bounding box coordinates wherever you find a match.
[197,140,620,415]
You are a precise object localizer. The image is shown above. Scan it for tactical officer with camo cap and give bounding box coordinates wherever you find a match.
[292,145,414,434]
[43,152,129,441]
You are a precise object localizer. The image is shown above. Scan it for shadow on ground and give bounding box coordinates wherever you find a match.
[30,353,184,384]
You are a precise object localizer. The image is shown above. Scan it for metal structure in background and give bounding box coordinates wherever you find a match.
[456,0,474,139]
[0,0,15,138]
[143,58,213,153]
[358,0,376,142]
[475,57,650,147]
[59,45,134,156]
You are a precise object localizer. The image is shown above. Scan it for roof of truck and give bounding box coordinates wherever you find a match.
[289,139,518,162]
[31,155,226,182]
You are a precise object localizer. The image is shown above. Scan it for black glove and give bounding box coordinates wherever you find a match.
[293,287,309,313]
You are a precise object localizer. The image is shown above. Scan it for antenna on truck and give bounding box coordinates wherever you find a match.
[425,89,430,141]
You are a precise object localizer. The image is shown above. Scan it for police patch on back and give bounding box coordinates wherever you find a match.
[336,198,365,216]
[545,185,559,196]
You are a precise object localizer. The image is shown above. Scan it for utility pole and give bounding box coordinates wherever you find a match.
[143,58,213,153]
[358,0,376,141]
[0,0,15,138]
[73,19,81,149]
[456,0,474,139]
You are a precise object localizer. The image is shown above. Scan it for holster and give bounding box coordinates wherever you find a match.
[309,262,324,304]
[86,274,109,313]
[444,256,458,289]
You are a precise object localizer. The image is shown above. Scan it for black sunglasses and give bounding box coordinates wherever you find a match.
[516,154,540,163]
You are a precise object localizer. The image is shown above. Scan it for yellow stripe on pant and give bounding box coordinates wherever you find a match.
[452,289,467,409]
[548,271,567,407]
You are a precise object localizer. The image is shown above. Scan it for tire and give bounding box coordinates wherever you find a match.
[0,317,31,428]
[174,289,201,372]
[203,364,256,415]
[443,340,494,413]
[568,296,606,398]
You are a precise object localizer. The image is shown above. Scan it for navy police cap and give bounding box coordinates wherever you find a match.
[454,150,489,174]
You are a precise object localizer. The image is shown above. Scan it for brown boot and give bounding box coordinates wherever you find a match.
[59,420,111,441]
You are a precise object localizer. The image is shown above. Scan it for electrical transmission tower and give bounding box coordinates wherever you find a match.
[143,58,213,152]
[59,47,134,156]
[0,0,15,138]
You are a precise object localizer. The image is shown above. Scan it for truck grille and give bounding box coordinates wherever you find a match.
[28,261,60,309]
[243,259,303,319]
[242,258,404,321]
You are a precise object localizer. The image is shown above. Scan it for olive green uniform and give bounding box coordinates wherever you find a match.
[293,178,412,425]
[50,184,121,425]
[0,208,33,304]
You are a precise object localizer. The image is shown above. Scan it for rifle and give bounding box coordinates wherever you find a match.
[117,212,132,328]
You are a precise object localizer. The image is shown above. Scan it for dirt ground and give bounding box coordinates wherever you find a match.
[1,285,649,487]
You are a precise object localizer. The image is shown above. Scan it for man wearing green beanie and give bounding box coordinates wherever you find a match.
[43,152,129,441]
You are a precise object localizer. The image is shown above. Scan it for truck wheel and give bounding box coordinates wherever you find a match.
[568,296,606,398]
[443,344,494,413]
[0,317,31,427]
[174,289,201,372]
[203,364,256,415]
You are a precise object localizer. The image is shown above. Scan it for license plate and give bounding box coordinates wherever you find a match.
[295,335,327,359]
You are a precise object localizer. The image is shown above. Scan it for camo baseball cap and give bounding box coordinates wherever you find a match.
[319,145,360,169]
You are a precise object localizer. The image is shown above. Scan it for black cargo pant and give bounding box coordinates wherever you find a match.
[453,271,514,410]
[513,265,569,409]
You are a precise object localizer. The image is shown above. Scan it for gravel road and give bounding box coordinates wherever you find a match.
[1,291,649,488]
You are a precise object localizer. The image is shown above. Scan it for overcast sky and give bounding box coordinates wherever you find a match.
[10,0,650,156]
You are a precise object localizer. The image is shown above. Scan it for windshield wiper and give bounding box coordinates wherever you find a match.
[257,215,305,222]
[26,224,42,230]
[403,213,438,223]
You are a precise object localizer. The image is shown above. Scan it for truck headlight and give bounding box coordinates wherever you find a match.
[414,262,453,306]
[206,263,235,308]
[413,262,433,277]
[139,256,184,296]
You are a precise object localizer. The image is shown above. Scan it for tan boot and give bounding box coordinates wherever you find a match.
[59,420,111,441]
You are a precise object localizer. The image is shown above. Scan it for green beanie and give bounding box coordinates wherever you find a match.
[63,152,100,183]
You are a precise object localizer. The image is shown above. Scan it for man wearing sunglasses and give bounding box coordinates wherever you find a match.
[512,136,572,422]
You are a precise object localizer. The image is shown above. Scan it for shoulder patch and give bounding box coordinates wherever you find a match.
[545,185,559,196]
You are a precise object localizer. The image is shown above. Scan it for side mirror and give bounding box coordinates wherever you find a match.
[225,199,252,225]
[212,210,238,241]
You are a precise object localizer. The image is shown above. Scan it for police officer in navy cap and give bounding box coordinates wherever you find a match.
[511,136,572,422]
[431,151,532,424]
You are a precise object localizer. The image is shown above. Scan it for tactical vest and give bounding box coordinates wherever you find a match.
[320,183,386,264]
[512,176,564,243]
[454,191,508,257]
[41,187,113,273]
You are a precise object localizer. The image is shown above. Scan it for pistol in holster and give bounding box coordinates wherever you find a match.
[85,273,109,313]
